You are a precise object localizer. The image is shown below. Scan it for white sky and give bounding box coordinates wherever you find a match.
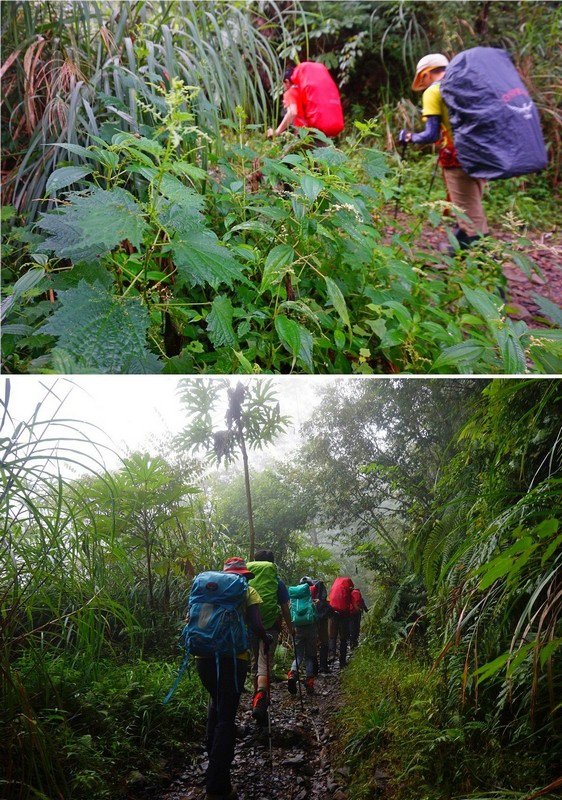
[4,375,348,474]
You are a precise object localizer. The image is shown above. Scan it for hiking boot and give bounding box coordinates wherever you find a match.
[287,671,297,695]
[305,676,315,695]
[251,689,269,724]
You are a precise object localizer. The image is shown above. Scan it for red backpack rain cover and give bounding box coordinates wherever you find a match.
[291,62,344,137]
[329,577,354,614]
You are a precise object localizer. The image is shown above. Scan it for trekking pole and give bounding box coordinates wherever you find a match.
[393,140,408,220]
[428,154,439,198]
[291,631,305,713]
[266,649,273,769]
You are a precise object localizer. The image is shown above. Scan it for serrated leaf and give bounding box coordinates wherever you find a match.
[299,174,324,202]
[324,276,350,329]
[171,230,245,289]
[493,324,527,373]
[39,280,159,373]
[261,244,294,291]
[461,285,502,322]
[362,148,388,179]
[433,340,487,370]
[311,147,347,166]
[170,161,208,182]
[275,315,314,370]
[275,315,301,359]
[37,188,148,263]
[46,166,92,194]
[206,295,237,348]
[533,294,562,327]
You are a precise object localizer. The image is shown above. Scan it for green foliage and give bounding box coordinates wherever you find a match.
[338,646,553,800]
[40,281,160,373]
[4,108,560,374]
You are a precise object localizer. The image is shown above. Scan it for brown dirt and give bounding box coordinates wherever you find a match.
[158,666,361,800]
[386,214,562,327]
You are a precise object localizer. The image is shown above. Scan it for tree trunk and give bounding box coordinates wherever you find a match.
[237,425,256,560]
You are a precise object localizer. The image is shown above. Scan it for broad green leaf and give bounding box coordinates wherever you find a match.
[275,315,313,370]
[11,267,46,300]
[311,147,348,166]
[533,294,562,327]
[46,166,92,194]
[362,148,388,179]
[493,324,527,373]
[170,161,208,182]
[261,244,294,292]
[54,142,105,163]
[534,518,559,538]
[206,295,237,348]
[478,556,514,590]
[539,638,562,668]
[324,276,350,329]
[433,340,486,370]
[299,174,324,202]
[171,230,245,289]
[475,651,511,682]
[37,187,148,263]
[39,280,160,373]
[275,315,301,359]
[461,285,502,322]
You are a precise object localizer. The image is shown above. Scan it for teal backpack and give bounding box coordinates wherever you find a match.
[289,583,317,626]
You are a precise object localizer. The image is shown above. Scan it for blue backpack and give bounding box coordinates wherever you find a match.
[289,583,317,626]
[163,571,248,703]
[440,47,548,180]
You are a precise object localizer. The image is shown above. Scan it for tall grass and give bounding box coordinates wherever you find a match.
[1,1,305,220]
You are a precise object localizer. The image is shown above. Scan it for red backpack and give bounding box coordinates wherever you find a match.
[329,577,354,614]
[291,62,345,137]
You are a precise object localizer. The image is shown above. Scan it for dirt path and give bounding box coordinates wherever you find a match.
[386,214,562,326]
[159,667,358,800]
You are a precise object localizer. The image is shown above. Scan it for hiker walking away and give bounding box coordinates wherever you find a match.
[349,587,368,650]
[300,576,331,674]
[194,557,271,800]
[247,549,294,725]
[398,53,489,250]
[267,62,344,140]
[328,576,355,669]
[287,580,318,695]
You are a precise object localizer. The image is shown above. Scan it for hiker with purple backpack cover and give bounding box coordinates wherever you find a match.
[399,48,547,252]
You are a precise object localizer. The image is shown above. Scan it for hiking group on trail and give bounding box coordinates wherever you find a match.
[268,50,546,256]
[165,554,368,800]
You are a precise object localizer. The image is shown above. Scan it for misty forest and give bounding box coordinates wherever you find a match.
[1,376,561,800]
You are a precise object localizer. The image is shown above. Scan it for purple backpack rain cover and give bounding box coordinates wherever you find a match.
[440,47,548,180]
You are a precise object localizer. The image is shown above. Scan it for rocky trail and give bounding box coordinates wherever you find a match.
[386,213,562,325]
[158,666,373,800]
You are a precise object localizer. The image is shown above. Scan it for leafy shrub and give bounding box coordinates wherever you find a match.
[2,653,206,800]
[337,646,552,800]
[3,85,561,375]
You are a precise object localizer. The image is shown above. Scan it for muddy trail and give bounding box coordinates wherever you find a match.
[158,666,372,800]
[386,213,562,325]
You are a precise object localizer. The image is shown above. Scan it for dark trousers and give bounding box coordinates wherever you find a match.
[349,613,362,649]
[328,614,350,667]
[196,656,248,796]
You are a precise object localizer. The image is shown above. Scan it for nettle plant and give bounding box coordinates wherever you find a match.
[2,79,562,373]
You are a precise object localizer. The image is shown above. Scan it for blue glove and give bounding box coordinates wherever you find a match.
[398,129,410,144]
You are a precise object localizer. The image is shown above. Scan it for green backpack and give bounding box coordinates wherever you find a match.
[247,561,279,629]
[289,583,317,627]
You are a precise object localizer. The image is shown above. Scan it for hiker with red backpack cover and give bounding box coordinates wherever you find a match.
[328,576,355,668]
[267,62,345,139]
[164,556,271,800]
[349,587,369,650]
[398,48,547,252]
